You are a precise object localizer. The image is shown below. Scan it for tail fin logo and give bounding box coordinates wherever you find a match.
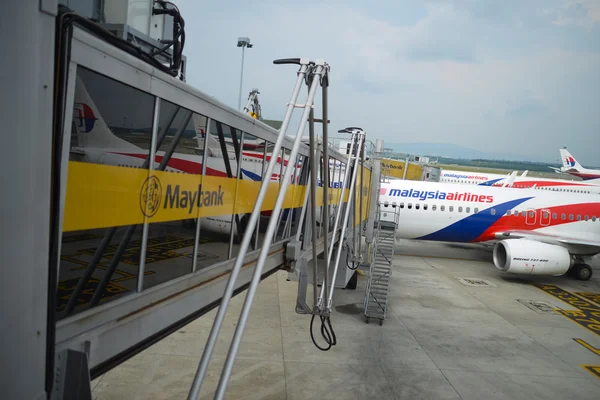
[565,156,576,167]
[73,103,98,133]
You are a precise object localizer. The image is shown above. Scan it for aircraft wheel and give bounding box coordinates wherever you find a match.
[573,264,593,281]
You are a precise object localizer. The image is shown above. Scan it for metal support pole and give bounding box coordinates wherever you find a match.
[228,131,245,258]
[309,108,319,309]
[188,61,312,400]
[320,82,330,311]
[192,116,212,273]
[327,132,364,310]
[238,46,245,111]
[137,98,163,292]
[365,139,383,244]
[316,131,356,307]
[212,63,326,400]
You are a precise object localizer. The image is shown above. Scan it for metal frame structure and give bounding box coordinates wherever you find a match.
[1,3,383,399]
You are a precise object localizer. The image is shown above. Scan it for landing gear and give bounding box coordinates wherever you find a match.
[569,263,593,281]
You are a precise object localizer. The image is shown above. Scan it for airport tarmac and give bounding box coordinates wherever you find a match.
[91,240,600,399]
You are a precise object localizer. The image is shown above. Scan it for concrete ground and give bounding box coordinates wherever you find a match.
[91,240,600,399]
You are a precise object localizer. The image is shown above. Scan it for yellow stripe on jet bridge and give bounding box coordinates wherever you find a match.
[62,161,351,232]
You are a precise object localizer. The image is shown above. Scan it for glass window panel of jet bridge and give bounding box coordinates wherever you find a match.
[193,119,239,268]
[225,126,256,260]
[142,100,203,290]
[247,138,269,252]
[58,66,156,319]
[277,153,304,241]
[289,154,309,239]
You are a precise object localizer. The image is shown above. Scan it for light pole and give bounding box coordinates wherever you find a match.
[237,37,253,111]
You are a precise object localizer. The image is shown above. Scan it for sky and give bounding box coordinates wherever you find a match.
[175,0,600,165]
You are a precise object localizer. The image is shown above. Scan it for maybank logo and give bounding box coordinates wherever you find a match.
[140,176,162,217]
[384,188,493,203]
[163,184,224,213]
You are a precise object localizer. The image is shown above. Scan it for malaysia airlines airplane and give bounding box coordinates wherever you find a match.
[71,75,345,237]
[547,148,600,182]
[379,179,600,281]
[440,169,600,194]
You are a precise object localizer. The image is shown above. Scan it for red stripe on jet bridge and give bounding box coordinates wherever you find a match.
[475,202,600,242]
[112,152,228,177]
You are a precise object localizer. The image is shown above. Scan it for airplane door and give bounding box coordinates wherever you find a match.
[540,209,551,226]
[525,208,537,225]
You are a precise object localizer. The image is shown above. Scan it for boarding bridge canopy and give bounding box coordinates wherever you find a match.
[51,19,376,392]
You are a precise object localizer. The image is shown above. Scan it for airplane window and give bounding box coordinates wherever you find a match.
[384,201,389,207]
[542,211,549,219]
[513,210,519,216]
[529,211,535,218]
[408,204,412,209]
[466,207,471,213]
[521,211,527,217]
[552,213,557,219]
[506,210,511,216]
[569,214,574,220]
[424,204,428,210]
[415,204,420,210]
[593,216,597,221]
[474,208,479,213]
[577,215,582,221]
[440,205,445,211]
[561,213,566,220]
[400,203,405,208]
[458,206,463,212]
[491,208,496,216]
[392,202,397,207]
[449,206,454,212]
[432,205,437,211]
[585,215,589,221]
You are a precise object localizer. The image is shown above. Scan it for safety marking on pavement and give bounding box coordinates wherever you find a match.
[581,365,600,380]
[56,276,129,311]
[574,338,600,356]
[535,284,600,336]
[77,236,203,265]
[576,292,600,307]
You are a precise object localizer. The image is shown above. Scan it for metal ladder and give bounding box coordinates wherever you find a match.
[364,203,399,325]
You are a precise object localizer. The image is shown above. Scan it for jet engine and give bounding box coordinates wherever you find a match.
[492,239,573,276]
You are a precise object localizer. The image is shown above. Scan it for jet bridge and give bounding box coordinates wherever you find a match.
[1,3,382,399]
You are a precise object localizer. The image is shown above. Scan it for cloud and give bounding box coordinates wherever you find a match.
[175,0,600,165]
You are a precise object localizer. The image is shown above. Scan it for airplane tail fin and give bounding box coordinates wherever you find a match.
[73,75,138,149]
[191,114,232,157]
[502,171,518,187]
[559,148,583,171]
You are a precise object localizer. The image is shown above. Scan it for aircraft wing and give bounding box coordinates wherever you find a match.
[493,230,600,255]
